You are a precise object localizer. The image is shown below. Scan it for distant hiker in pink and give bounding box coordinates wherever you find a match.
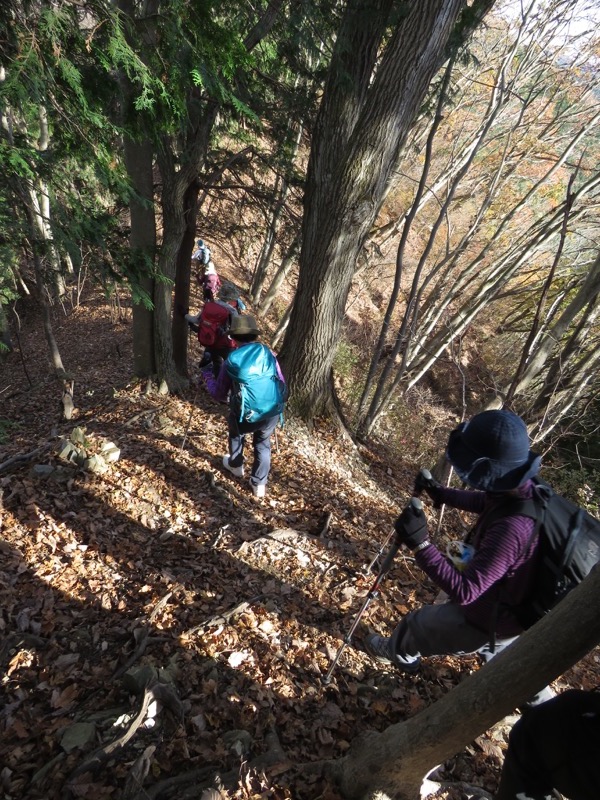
[199,261,221,302]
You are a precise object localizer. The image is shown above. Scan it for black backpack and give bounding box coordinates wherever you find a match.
[489,478,600,629]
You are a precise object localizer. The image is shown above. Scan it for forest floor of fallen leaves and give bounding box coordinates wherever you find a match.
[1,282,598,800]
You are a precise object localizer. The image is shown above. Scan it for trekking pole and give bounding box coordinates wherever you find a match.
[415,467,447,537]
[274,427,279,454]
[323,498,423,685]
[434,466,452,537]
[365,530,394,575]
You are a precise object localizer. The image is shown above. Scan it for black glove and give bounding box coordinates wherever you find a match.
[414,468,443,507]
[394,499,429,550]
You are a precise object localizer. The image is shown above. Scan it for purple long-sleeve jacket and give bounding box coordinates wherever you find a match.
[204,343,285,406]
[415,482,540,636]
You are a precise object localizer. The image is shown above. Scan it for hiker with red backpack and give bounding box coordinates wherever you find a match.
[186,284,248,375]
[363,409,554,706]
[202,314,286,499]
[185,300,236,377]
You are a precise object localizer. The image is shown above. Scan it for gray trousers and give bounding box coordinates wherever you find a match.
[228,411,279,486]
[390,603,554,707]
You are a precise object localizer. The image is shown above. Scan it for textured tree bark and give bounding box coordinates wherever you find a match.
[328,565,600,800]
[172,183,199,377]
[152,1,285,390]
[155,101,218,392]
[124,135,157,378]
[279,0,470,418]
[0,303,12,356]
[119,0,158,379]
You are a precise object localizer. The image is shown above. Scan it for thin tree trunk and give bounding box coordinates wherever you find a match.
[271,302,292,350]
[34,104,66,299]
[31,242,66,376]
[258,233,300,317]
[243,0,285,52]
[503,174,576,408]
[507,252,600,401]
[250,172,288,303]
[356,56,455,426]
[250,121,303,304]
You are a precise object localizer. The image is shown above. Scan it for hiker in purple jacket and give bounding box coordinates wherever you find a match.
[364,410,554,705]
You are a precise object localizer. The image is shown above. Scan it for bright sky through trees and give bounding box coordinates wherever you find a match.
[502,0,600,49]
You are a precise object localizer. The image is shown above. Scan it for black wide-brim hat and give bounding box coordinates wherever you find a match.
[446,410,541,492]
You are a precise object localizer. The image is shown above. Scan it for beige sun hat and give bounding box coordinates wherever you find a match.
[229,315,261,337]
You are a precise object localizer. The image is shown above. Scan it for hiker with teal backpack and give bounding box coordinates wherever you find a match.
[202,314,286,499]
[363,410,554,706]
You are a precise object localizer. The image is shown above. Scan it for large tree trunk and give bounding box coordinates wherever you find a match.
[328,564,600,800]
[278,0,472,418]
[119,0,158,379]
[154,100,218,392]
[172,182,199,376]
[124,136,157,378]
[152,2,285,391]
[0,303,12,357]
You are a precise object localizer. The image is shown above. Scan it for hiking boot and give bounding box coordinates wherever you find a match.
[222,455,244,478]
[250,481,266,498]
[199,351,212,369]
[363,633,421,673]
[363,634,394,665]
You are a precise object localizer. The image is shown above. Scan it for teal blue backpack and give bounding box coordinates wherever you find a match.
[226,343,286,424]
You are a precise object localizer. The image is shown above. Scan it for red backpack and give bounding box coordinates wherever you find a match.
[197,302,232,348]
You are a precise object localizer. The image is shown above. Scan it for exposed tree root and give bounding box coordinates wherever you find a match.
[183,594,265,637]
[66,681,182,784]
[128,728,290,800]
[0,442,53,474]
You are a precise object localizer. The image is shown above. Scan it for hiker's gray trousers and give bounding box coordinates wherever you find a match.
[228,412,279,486]
[390,602,555,707]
